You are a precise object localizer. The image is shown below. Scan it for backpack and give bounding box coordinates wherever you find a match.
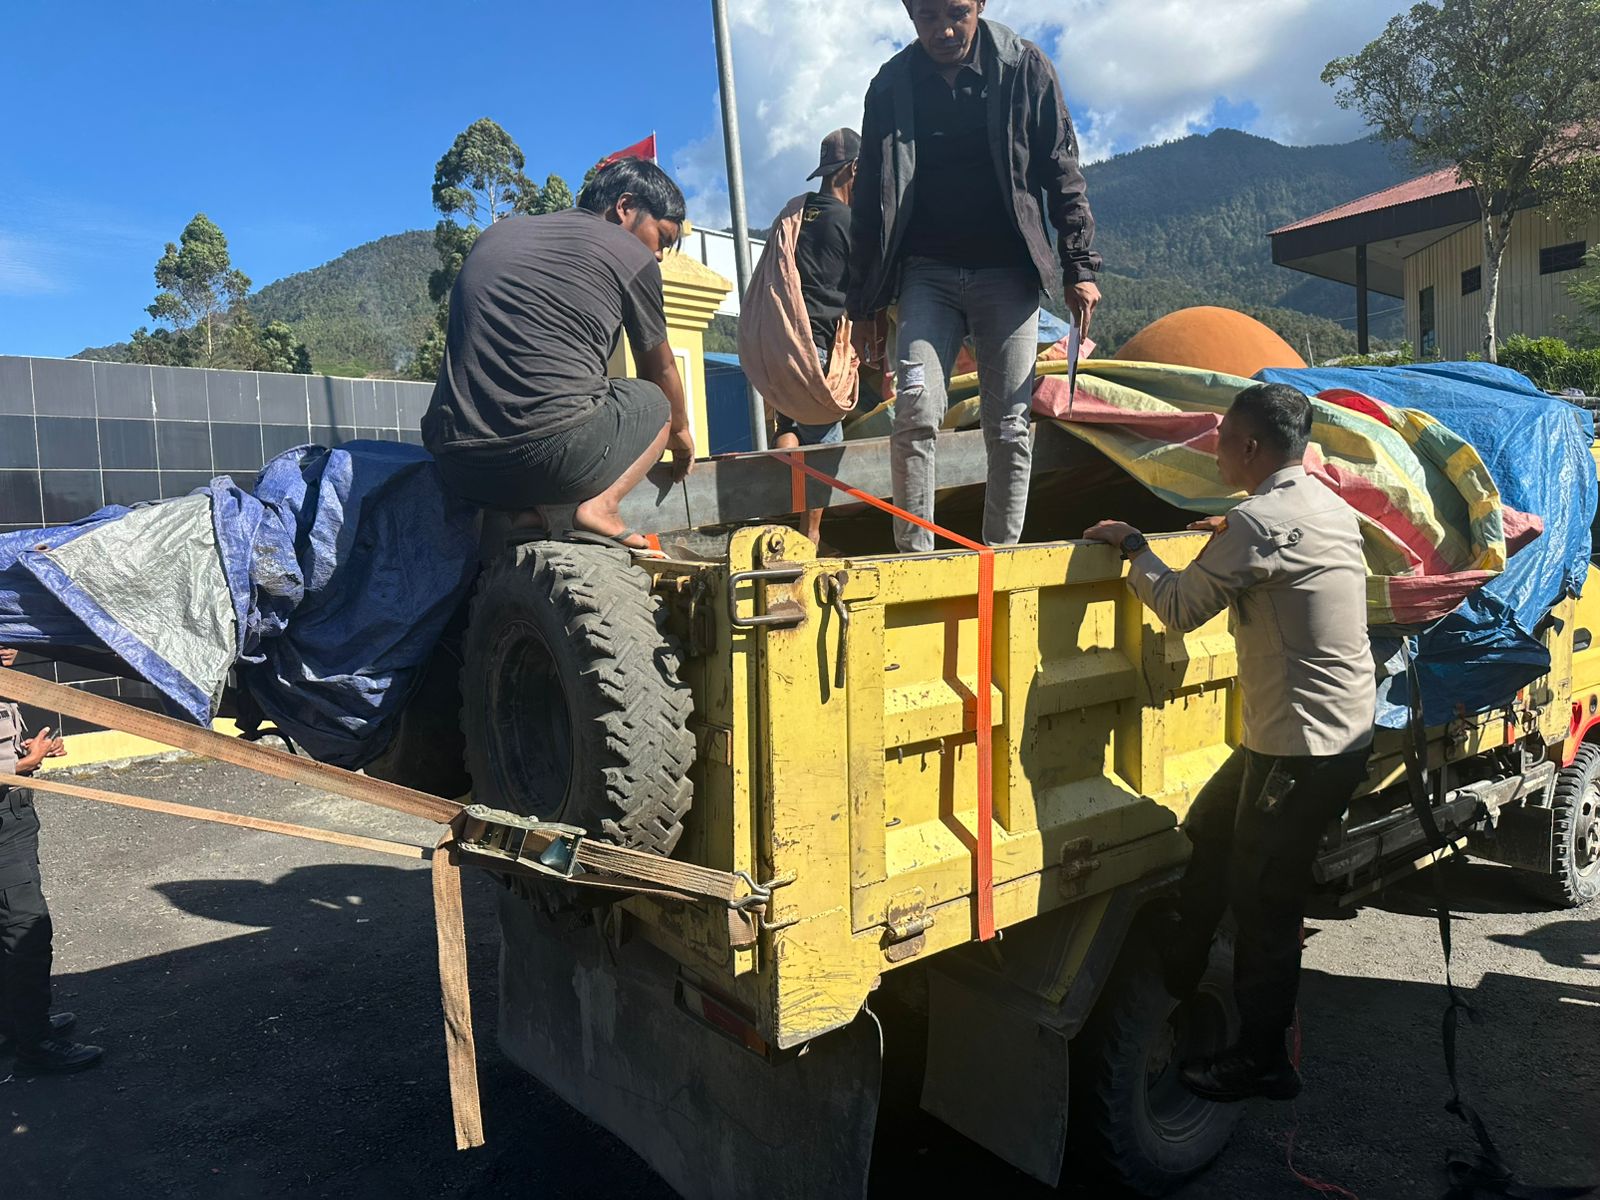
[737,195,859,426]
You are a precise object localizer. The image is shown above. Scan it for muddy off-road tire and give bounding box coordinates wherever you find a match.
[1068,931,1241,1196]
[1528,743,1600,909]
[460,541,694,855]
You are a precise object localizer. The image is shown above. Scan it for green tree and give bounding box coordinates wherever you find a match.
[127,325,188,366]
[413,122,576,376]
[428,220,478,306]
[415,119,541,375]
[131,212,313,372]
[146,213,252,363]
[432,117,534,227]
[263,320,312,374]
[528,173,574,215]
[1324,0,1600,361]
[413,322,447,382]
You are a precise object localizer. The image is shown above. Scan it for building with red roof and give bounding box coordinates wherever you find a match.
[1269,168,1596,359]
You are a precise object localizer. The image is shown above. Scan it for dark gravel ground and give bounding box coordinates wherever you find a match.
[5,757,1597,1199]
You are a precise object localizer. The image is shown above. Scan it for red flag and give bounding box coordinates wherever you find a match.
[600,133,657,166]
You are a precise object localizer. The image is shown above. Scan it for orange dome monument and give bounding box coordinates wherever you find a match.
[1113,306,1306,377]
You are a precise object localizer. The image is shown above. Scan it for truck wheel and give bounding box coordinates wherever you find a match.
[460,541,694,855]
[1532,743,1600,909]
[1069,932,1241,1196]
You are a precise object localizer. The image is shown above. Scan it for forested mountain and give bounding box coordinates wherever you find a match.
[79,130,1419,370]
[74,231,438,376]
[1078,129,1413,354]
[251,231,437,376]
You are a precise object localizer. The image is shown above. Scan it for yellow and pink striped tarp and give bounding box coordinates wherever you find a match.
[1024,360,1532,626]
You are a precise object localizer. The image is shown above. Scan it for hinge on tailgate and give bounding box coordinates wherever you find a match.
[882,887,933,962]
[1058,837,1104,898]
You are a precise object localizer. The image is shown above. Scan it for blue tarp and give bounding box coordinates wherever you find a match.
[0,442,479,768]
[1257,362,1596,726]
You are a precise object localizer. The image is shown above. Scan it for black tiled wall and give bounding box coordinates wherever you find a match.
[0,356,433,535]
[0,355,436,737]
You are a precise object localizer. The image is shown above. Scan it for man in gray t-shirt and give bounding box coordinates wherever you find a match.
[423,159,695,549]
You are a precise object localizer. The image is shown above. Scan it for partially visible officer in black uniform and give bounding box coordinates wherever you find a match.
[1,646,103,1071]
[1084,384,1374,1104]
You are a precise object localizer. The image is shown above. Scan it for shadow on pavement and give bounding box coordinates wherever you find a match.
[1487,917,1600,971]
[4,862,668,1200]
[6,859,1597,1199]
[1375,858,1556,918]
[865,962,1600,1199]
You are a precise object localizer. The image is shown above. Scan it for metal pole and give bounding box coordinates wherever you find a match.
[1355,243,1370,356]
[712,0,768,450]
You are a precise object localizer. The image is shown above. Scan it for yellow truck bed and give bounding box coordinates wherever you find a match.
[615,524,1596,1050]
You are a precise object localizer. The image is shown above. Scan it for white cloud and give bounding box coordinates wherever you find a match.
[0,192,166,299]
[0,234,68,297]
[674,0,1410,230]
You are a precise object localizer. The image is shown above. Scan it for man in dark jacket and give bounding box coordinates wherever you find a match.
[847,2,1101,551]
[0,646,102,1072]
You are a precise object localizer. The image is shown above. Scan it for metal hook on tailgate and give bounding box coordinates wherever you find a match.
[727,565,806,629]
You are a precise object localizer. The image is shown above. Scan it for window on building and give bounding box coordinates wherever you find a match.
[1418,286,1437,357]
[1540,241,1588,275]
[1461,266,1481,295]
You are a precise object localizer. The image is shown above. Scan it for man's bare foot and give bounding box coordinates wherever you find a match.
[571,499,648,549]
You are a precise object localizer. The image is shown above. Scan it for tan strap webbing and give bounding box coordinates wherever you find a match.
[4,773,427,861]
[453,808,766,947]
[0,666,461,825]
[433,827,484,1149]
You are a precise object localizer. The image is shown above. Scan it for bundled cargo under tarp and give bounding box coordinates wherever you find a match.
[0,442,479,767]
[1259,362,1597,726]
[1016,358,1593,726]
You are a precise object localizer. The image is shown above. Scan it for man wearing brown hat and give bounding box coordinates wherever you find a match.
[777,129,860,448]
[771,128,861,542]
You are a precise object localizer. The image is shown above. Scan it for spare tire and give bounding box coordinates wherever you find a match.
[460,540,694,855]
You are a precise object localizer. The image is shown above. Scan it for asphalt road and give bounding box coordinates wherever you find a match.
[5,757,1597,1200]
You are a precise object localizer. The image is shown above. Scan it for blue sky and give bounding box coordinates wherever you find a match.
[1,0,1404,359]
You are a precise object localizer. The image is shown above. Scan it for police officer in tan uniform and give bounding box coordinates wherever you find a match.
[0,646,103,1071]
[1085,382,1374,1103]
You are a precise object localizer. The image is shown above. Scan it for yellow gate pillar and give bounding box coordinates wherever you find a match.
[607,237,734,457]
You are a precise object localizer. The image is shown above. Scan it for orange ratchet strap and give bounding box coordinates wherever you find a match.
[774,451,998,941]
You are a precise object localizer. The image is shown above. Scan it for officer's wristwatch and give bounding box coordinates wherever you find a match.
[1119,532,1148,560]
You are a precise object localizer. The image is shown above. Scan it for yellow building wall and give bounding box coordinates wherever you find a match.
[39,720,246,771]
[1403,208,1600,360]
[606,247,733,458]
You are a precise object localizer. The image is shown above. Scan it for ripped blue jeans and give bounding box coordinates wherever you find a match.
[890,257,1041,551]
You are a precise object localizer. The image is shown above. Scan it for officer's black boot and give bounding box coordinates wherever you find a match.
[1180,1044,1300,1103]
[16,1036,104,1072]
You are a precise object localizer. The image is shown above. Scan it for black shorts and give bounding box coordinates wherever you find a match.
[773,337,847,446]
[432,378,669,511]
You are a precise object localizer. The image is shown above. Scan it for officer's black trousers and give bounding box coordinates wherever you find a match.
[0,870,53,1047]
[1169,745,1369,1060]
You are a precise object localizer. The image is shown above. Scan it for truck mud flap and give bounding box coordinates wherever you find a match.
[496,890,882,1200]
